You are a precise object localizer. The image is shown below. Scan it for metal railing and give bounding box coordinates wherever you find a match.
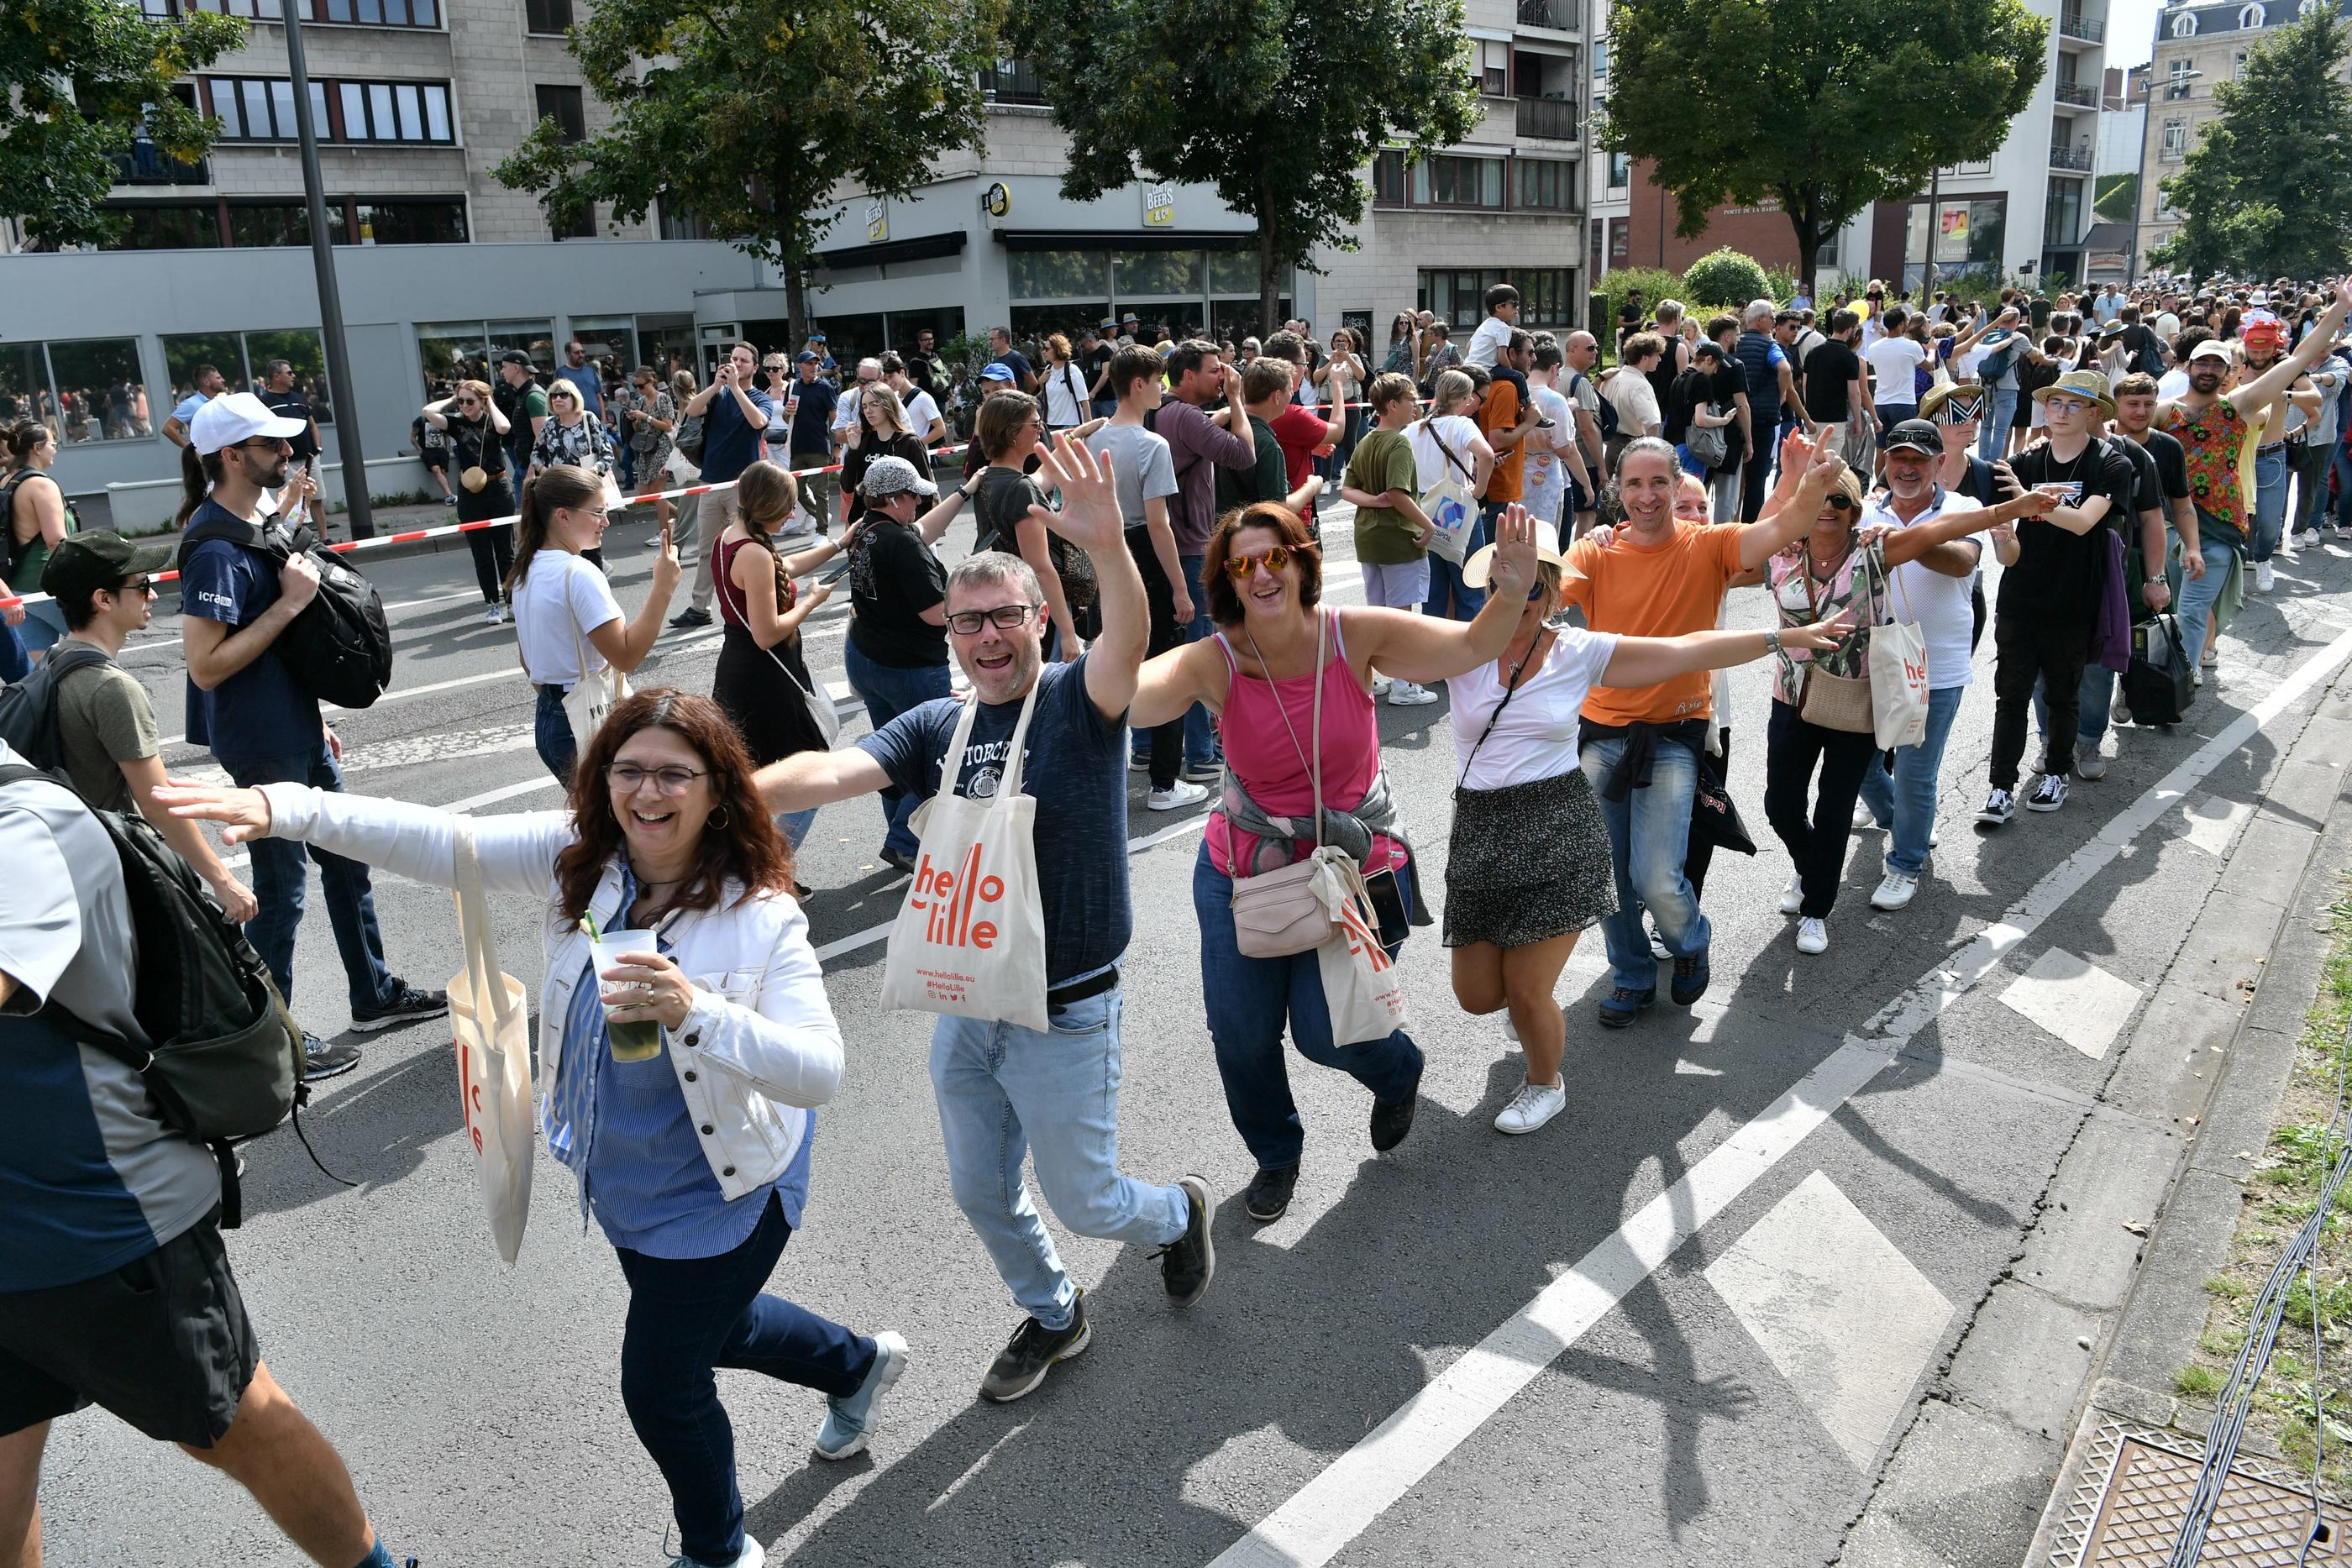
[1516,0,1579,30]
[112,145,210,186]
[1515,97,1582,140]
[2049,144,2094,171]
[980,59,1047,106]
[2058,9,2103,40]
[2055,81,2101,108]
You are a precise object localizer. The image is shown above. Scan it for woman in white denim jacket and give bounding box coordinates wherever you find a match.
[160,688,903,1568]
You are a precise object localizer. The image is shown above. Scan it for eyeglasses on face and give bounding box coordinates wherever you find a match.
[1224,545,1293,579]
[945,603,1039,636]
[238,438,291,454]
[606,762,708,795]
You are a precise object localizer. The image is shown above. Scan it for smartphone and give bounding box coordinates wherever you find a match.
[816,555,854,585]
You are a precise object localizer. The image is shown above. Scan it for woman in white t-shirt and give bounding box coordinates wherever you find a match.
[1864,306,1928,439]
[1443,519,1844,1135]
[1395,371,1495,704]
[1039,334,1091,433]
[508,464,683,784]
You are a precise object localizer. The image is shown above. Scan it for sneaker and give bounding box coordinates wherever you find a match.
[1647,920,1672,961]
[1778,875,1803,915]
[1869,870,1918,910]
[2076,751,2108,781]
[1244,1165,1299,1223]
[301,1033,363,1082]
[1387,681,1440,707]
[1852,800,1880,831]
[2026,774,2068,813]
[813,1331,908,1460]
[350,981,450,1034]
[1372,675,1393,699]
[1930,823,1940,848]
[1147,779,1210,812]
[2192,666,2205,688]
[2256,559,2277,594]
[1597,985,1656,1029]
[1369,1078,1420,1152]
[1494,1080,1567,1135]
[1977,789,2016,827]
[667,1541,762,1568]
[1130,753,1152,773]
[878,847,917,876]
[1794,916,1830,955]
[483,604,506,626]
[1503,1013,1521,1047]
[1181,759,1223,784]
[1669,947,1709,1007]
[669,606,713,630]
[2113,699,2132,727]
[979,1293,1091,1403]
[1154,1175,1215,1308]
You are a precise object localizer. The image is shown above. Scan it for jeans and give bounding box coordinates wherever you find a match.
[1978,388,2019,461]
[533,684,576,786]
[17,601,63,657]
[1858,683,1966,878]
[1578,732,1710,994]
[2251,443,2290,563]
[2176,533,2234,670]
[1763,700,1878,918]
[929,986,1189,1329]
[780,809,816,849]
[223,740,396,1013]
[2034,663,2114,753]
[842,641,950,858]
[1425,511,1490,622]
[1193,852,1424,1172]
[465,522,515,606]
[1991,612,2092,789]
[1740,436,1776,522]
[614,1192,874,1568]
[1180,554,1220,769]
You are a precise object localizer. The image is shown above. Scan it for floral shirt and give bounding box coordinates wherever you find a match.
[610,388,675,456]
[1766,535,1889,706]
[2165,396,2247,532]
[533,411,616,475]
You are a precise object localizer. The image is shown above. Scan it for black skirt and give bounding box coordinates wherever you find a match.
[1443,766,1617,948]
[712,622,827,768]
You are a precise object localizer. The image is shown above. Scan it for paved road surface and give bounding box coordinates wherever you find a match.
[36,504,2352,1566]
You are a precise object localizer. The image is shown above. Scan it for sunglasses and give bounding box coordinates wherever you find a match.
[1825,494,1860,514]
[1224,545,1293,579]
[113,577,158,597]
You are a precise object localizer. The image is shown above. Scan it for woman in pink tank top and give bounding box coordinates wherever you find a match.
[1126,500,1540,1222]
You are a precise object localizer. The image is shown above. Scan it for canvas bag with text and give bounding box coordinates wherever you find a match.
[447,816,533,1264]
[1312,852,1412,1046]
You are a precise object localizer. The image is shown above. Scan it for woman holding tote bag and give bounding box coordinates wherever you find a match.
[160,690,909,1568]
[1124,499,1538,1225]
[507,464,681,785]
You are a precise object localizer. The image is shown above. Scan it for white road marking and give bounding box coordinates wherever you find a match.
[1999,947,2143,1060]
[1704,1169,1954,1469]
[2181,794,2254,859]
[1202,620,2352,1568]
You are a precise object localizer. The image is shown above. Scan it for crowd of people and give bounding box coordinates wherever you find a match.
[1,267,2349,1568]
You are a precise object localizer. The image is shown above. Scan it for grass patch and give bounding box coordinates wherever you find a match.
[2176,1363,2226,1398]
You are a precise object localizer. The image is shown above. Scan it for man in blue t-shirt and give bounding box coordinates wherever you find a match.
[554,337,603,418]
[758,436,1214,1404]
[177,395,447,1073]
[161,362,225,448]
[669,339,775,629]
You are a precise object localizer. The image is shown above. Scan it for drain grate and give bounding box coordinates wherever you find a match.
[2050,1422,2352,1565]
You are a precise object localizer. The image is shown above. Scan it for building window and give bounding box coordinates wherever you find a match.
[525,0,573,33]
[102,202,225,249]
[1608,149,1630,189]
[357,198,468,244]
[161,330,334,421]
[1903,195,2008,280]
[2166,59,2195,97]
[2234,49,2251,78]
[1479,40,1511,97]
[206,76,454,144]
[1592,39,1609,78]
[416,319,556,399]
[2171,10,2197,35]
[2161,118,2187,160]
[1413,154,1507,208]
[226,199,347,248]
[0,338,154,447]
[1373,150,1408,207]
[1418,268,1574,328]
[534,85,586,143]
[2239,3,2265,27]
[657,195,711,241]
[336,81,454,142]
[1000,244,1291,343]
[150,0,439,21]
[549,204,596,240]
[1515,158,1576,211]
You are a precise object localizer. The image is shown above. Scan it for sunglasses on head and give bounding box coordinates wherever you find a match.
[1224,545,1293,579]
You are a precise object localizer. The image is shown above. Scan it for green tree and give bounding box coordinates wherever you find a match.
[2,0,246,249]
[495,0,1005,340]
[1600,0,2045,300]
[1009,0,1481,336]
[2154,8,2352,281]
[1682,248,1771,307]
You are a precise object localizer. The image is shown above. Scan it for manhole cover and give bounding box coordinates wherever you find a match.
[2050,1424,2352,1565]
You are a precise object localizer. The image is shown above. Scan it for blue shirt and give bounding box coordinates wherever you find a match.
[179,500,323,763]
[699,383,774,484]
[786,379,837,455]
[171,391,208,429]
[554,364,602,418]
[1736,330,1788,427]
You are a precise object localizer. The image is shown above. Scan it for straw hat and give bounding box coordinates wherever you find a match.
[2029,368,2116,417]
[1464,518,1572,590]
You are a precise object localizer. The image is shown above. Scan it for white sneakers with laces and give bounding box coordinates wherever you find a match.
[1494,1080,1567,1135]
[1387,680,1439,707]
[1147,779,1210,812]
[1794,916,1830,955]
[1778,875,1803,915]
[2256,559,2277,594]
[1869,870,1918,911]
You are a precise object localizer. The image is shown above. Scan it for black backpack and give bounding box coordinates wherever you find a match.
[0,642,112,767]
[1569,370,1620,443]
[0,763,333,1226]
[178,515,394,710]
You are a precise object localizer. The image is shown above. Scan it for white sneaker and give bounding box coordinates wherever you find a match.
[2257,559,2277,594]
[668,1539,763,1568]
[2192,666,2205,688]
[1778,875,1803,915]
[1388,680,1439,706]
[1494,1080,1567,1135]
[2076,751,2108,781]
[1852,800,1878,831]
[1147,779,1210,812]
[1869,870,1918,910]
[1929,822,1940,848]
[1372,676,1393,699]
[484,604,507,626]
[1794,916,1830,955]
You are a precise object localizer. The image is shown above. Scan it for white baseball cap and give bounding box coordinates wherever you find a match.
[2188,339,2237,364]
[190,391,308,457]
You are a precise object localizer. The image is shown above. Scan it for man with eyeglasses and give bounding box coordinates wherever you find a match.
[177,395,447,1077]
[756,437,1215,1406]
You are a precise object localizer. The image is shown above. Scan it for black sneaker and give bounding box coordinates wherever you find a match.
[350,980,450,1033]
[2025,774,2068,813]
[878,847,917,876]
[1669,947,1710,1007]
[1976,788,2016,827]
[1155,1175,1215,1308]
[301,1033,363,1082]
[1244,1165,1298,1223]
[669,606,713,630]
[979,1292,1090,1403]
[1597,985,1656,1029]
[1181,759,1223,784]
[1369,1078,1420,1152]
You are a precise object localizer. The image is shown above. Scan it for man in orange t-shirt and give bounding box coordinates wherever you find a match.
[1559,433,1830,1027]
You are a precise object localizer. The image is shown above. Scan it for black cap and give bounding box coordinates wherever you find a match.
[498,349,535,370]
[42,531,174,610]
[1882,418,1944,456]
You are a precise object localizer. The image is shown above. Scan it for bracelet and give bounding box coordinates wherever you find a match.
[1763,627,1782,654]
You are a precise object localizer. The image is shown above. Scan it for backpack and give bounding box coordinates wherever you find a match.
[2132,332,2166,380]
[178,516,394,710]
[1977,333,2025,387]
[0,469,30,584]
[1568,370,1620,443]
[0,642,111,767]
[0,763,328,1228]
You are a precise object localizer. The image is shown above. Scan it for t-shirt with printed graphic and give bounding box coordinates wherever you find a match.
[858,656,1126,988]
[1767,536,1892,706]
[2164,396,2250,533]
[2002,438,2136,618]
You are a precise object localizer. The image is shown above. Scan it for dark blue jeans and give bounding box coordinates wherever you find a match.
[1193,851,1424,1171]
[1179,553,1220,769]
[615,1192,874,1568]
[843,640,951,857]
[222,739,396,1012]
[535,684,577,786]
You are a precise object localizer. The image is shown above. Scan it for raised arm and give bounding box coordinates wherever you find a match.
[1352,506,1539,684]
[1739,436,1840,569]
[1599,616,1851,690]
[1028,433,1146,722]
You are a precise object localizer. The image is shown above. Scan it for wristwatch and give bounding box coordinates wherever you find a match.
[1763,627,1783,654]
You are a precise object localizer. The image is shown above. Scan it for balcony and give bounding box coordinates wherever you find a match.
[2049,144,2093,172]
[113,144,210,186]
[980,59,1047,107]
[1515,96,1582,141]
[1516,0,1579,30]
[2055,81,2100,108]
[2058,9,2103,41]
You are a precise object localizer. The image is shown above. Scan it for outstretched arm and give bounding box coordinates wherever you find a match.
[2239,280,2351,410]
[1599,616,1852,690]
[1357,506,1541,684]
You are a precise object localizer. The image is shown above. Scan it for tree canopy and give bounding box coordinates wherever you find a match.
[1600,0,2045,297]
[1009,0,1481,334]
[2,0,246,249]
[2154,8,2352,281]
[495,0,1005,338]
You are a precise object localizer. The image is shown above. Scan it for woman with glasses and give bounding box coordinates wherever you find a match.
[422,380,519,625]
[158,688,906,1568]
[531,381,617,497]
[836,382,932,533]
[613,365,677,536]
[506,464,682,784]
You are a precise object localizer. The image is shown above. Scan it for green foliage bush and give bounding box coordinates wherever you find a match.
[1682,249,1772,309]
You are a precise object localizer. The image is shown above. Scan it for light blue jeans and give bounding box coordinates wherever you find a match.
[1978,387,2019,461]
[1578,733,1709,994]
[2176,533,2236,669]
[928,985,1189,1330]
[2034,663,2114,752]
[1858,683,1966,878]
[2251,444,2291,563]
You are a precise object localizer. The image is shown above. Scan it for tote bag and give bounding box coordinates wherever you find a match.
[448,817,533,1264]
[1315,855,1411,1046]
[1869,560,1930,750]
[879,676,1050,1031]
[1415,421,1481,564]
[560,590,630,755]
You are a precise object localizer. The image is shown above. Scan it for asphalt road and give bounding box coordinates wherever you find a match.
[33,499,2352,1567]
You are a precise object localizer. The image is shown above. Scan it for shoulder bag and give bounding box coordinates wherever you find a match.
[1226,612,1366,958]
[520,557,632,750]
[1795,543,1877,734]
[1685,396,1730,469]
[1415,420,1481,564]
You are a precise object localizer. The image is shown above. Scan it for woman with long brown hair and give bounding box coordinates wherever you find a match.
[158,689,911,1568]
[834,381,931,533]
[422,379,517,623]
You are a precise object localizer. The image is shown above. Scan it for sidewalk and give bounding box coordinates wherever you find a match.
[1833,666,2352,1565]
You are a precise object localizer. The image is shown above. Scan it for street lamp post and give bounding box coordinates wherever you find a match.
[279,0,373,539]
[2127,67,2201,285]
